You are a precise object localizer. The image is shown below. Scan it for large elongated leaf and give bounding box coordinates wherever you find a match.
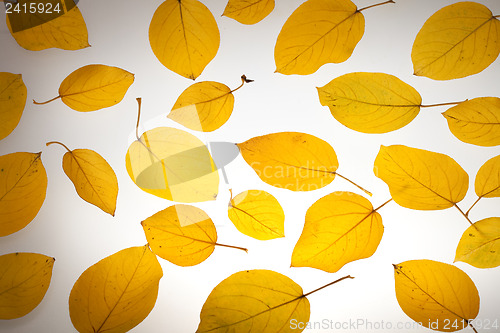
[237,132,338,191]
[475,154,500,198]
[0,152,47,237]
[69,245,163,333]
[223,0,275,25]
[6,0,89,51]
[0,72,27,141]
[0,253,55,319]
[455,217,500,269]
[443,97,500,147]
[317,72,422,133]
[374,145,468,210]
[149,0,220,80]
[394,260,479,332]
[412,2,500,80]
[292,191,383,273]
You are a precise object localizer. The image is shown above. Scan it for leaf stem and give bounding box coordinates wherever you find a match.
[33,95,61,105]
[214,242,248,253]
[466,197,482,217]
[46,141,72,153]
[231,74,253,94]
[420,100,466,108]
[374,198,393,212]
[335,172,372,196]
[135,97,142,140]
[358,0,395,12]
[454,204,474,226]
[470,322,478,333]
[303,275,354,298]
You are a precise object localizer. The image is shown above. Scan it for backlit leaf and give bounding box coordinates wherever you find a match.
[34,64,134,112]
[394,260,479,331]
[47,141,118,216]
[125,127,219,202]
[197,270,310,333]
[149,0,220,80]
[223,0,275,25]
[228,189,285,240]
[475,154,500,198]
[0,253,55,319]
[292,191,383,273]
[6,0,89,51]
[412,2,500,80]
[0,72,27,140]
[317,72,422,133]
[443,97,500,147]
[374,145,468,210]
[237,132,338,192]
[455,217,500,269]
[69,245,163,333]
[274,0,364,75]
[0,152,47,237]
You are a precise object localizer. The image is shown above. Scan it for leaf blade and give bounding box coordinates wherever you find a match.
[475,154,500,198]
[0,72,27,140]
[223,0,275,25]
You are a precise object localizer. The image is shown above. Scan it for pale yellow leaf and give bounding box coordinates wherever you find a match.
[374,145,468,210]
[0,72,27,140]
[228,190,285,240]
[475,154,500,198]
[0,152,47,237]
[149,0,220,80]
[274,0,364,75]
[223,0,275,25]
[6,0,89,51]
[0,253,55,319]
[69,245,163,333]
[412,2,500,80]
[394,260,479,331]
[455,217,500,269]
[237,132,338,191]
[125,127,219,202]
[443,97,500,147]
[197,270,310,333]
[317,72,422,133]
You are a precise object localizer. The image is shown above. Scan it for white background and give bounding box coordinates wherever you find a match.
[1,0,500,332]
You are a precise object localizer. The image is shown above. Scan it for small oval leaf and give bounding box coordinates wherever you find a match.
[223,0,275,25]
[475,154,500,198]
[0,72,27,140]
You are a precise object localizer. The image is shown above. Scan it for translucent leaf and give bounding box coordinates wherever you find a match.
[237,132,338,191]
[475,154,500,198]
[223,0,275,25]
[292,191,383,273]
[455,217,500,269]
[0,253,55,319]
[197,270,310,333]
[6,0,89,51]
[394,260,479,332]
[412,2,500,80]
[317,72,422,133]
[374,145,468,210]
[443,97,500,147]
[125,127,219,202]
[228,190,285,240]
[69,245,163,333]
[149,0,220,80]
[0,72,27,140]
[0,152,47,237]
[274,0,364,75]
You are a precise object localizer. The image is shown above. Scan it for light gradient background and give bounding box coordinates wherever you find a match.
[1,0,500,332]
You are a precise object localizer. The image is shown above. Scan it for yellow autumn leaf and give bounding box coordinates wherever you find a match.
[317,72,422,133]
[149,0,220,80]
[292,191,384,273]
[394,260,480,332]
[126,126,219,202]
[455,217,500,269]
[0,152,47,237]
[223,0,275,25]
[69,245,163,333]
[0,72,27,140]
[228,189,285,240]
[412,2,500,80]
[443,97,500,147]
[34,64,134,112]
[374,145,468,210]
[46,141,118,216]
[6,0,89,51]
[0,253,55,320]
[475,154,500,199]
